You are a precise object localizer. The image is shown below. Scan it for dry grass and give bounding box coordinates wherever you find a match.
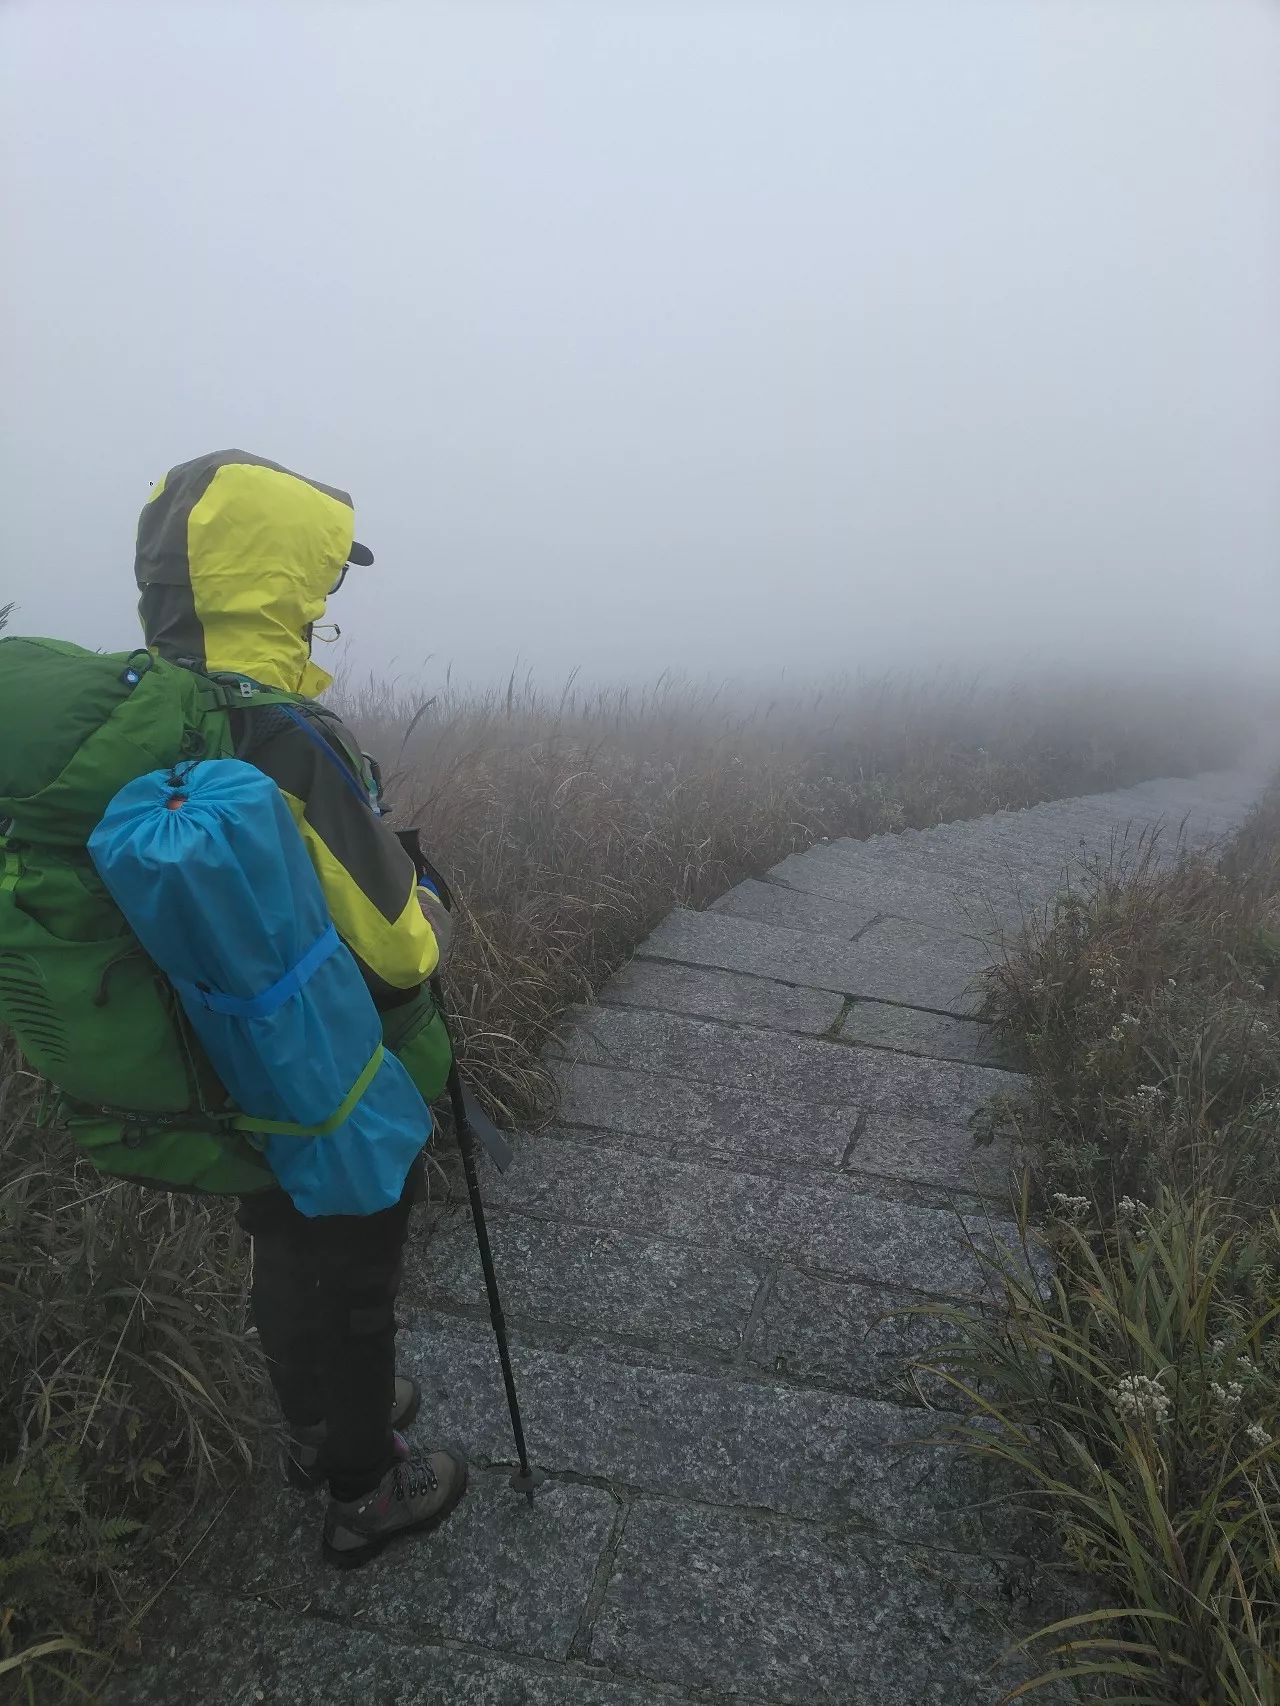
[923,784,1280,1702]
[0,662,1257,1699]
[0,1045,264,1702]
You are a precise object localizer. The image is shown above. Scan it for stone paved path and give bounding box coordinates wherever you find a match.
[112,761,1271,1705]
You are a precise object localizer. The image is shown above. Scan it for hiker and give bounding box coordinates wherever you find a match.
[138,450,471,1562]
[0,450,469,1566]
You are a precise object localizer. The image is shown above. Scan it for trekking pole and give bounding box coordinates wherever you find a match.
[389,825,542,1503]
[431,976,543,1504]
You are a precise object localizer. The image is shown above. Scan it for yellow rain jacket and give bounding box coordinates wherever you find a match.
[134,449,440,1001]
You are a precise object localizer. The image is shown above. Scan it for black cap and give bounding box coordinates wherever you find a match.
[348,540,374,567]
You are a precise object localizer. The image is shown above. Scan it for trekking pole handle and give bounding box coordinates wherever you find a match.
[394,826,454,911]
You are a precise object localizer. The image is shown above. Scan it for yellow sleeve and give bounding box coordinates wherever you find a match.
[249,717,441,995]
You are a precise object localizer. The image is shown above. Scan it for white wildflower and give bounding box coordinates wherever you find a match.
[1245,1422,1273,1450]
[1111,1373,1171,1425]
[1119,1012,1141,1029]
[1209,1380,1245,1409]
[1134,1084,1164,1105]
[1052,1192,1090,1220]
[1117,1196,1148,1219]
[1209,1337,1230,1357]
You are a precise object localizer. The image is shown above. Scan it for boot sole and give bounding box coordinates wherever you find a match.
[286,1381,425,1494]
[322,1451,469,1570]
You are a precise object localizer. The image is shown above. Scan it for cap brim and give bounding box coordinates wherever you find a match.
[348,540,375,567]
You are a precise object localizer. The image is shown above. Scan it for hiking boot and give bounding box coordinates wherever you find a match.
[322,1448,469,1568]
[284,1376,422,1491]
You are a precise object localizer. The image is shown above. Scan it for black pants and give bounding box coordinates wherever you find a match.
[237,1168,418,1501]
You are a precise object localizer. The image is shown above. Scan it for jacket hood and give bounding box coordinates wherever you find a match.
[135,449,358,696]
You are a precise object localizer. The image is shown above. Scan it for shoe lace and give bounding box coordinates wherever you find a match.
[395,1455,439,1502]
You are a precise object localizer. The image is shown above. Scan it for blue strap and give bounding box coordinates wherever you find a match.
[174,923,341,1018]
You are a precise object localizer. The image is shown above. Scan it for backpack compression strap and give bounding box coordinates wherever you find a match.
[232,1044,386,1139]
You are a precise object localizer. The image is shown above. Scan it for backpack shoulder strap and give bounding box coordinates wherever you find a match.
[213,676,380,813]
[275,702,380,811]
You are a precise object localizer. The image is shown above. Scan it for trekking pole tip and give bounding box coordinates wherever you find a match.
[509,1465,546,1504]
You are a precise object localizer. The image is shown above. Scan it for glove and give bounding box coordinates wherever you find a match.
[417,880,455,974]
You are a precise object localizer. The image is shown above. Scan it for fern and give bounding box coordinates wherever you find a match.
[0,1443,138,1685]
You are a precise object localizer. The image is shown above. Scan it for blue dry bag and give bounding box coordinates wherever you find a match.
[88,759,431,1216]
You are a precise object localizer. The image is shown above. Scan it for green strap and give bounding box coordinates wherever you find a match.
[207,676,303,712]
[0,848,20,894]
[233,1044,386,1139]
[236,687,305,709]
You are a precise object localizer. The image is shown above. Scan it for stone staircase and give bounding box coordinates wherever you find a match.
[110,760,1271,1705]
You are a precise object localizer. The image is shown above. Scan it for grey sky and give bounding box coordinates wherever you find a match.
[3,0,1278,689]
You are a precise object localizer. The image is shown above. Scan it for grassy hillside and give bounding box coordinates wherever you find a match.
[341,671,1256,1125]
[0,661,1258,1699]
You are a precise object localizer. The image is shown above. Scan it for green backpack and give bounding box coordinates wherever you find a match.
[0,637,282,1192]
[0,636,455,1195]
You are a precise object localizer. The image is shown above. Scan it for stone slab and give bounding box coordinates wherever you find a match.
[904,852,1071,899]
[817,828,1022,876]
[833,915,992,1014]
[852,1110,1017,1199]
[824,860,1057,922]
[589,1498,1057,1704]
[947,821,1127,861]
[1124,774,1259,807]
[486,1133,825,1259]
[709,875,880,938]
[399,1322,1010,1549]
[410,1208,764,1357]
[555,1007,1026,1127]
[1024,798,1223,845]
[836,997,1008,1066]
[912,811,1094,853]
[748,1267,978,1402]
[767,848,1023,935]
[949,808,1151,851]
[798,1189,1025,1299]
[188,1473,615,1662]
[107,1590,689,1706]
[637,907,866,995]
[636,908,989,1015]
[553,1060,856,1169]
[483,1134,1017,1295]
[599,957,844,1034]
[828,829,1071,887]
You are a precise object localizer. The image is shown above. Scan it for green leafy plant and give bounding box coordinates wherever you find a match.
[1,1447,140,1701]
